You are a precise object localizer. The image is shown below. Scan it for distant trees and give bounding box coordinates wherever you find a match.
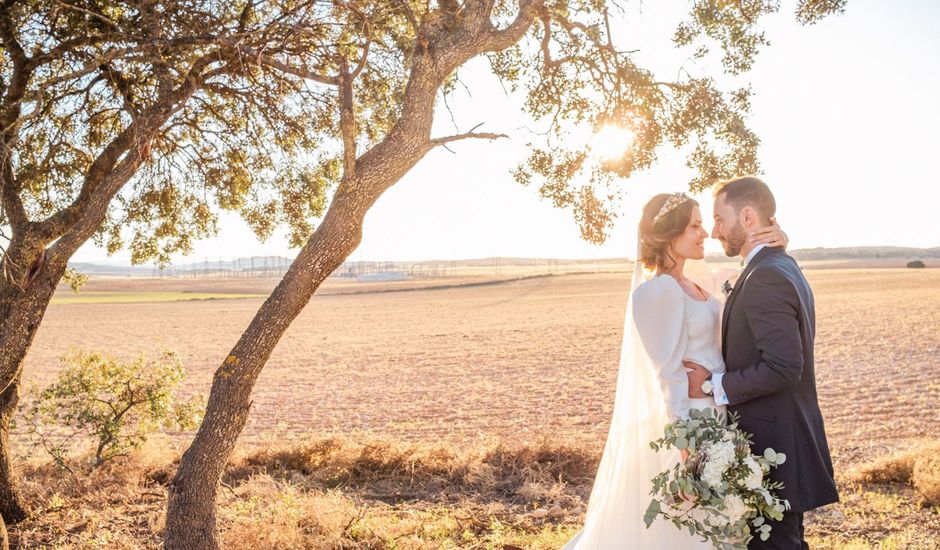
[907,260,926,268]
[157,1,847,549]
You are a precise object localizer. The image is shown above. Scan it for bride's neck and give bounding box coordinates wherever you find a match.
[657,256,686,280]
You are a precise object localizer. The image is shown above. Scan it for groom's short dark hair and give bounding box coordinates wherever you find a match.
[714,176,776,222]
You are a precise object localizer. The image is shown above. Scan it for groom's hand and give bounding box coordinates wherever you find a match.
[684,361,710,398]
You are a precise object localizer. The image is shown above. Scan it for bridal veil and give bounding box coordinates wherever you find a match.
[560,234,725,549]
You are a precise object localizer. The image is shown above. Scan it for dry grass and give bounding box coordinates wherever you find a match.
[848,441,940,485]
[227,434,596,506]
[847,440,940,506]
[10,435,590,549]
[797,440,940,549]
[913,452,940,506]
[9,435,940,549]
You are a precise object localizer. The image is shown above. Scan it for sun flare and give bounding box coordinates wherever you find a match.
[590,124,635,161]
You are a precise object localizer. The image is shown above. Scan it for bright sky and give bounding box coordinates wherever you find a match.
[73,0,940,265]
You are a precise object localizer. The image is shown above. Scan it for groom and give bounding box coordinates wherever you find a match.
[685,177,839,549]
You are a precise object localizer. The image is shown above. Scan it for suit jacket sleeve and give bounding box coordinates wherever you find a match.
[721,266,804,405]
[632,277,691,420]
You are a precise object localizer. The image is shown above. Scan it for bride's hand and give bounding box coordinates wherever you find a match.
[749,216,788,249]
[680,448,690,462]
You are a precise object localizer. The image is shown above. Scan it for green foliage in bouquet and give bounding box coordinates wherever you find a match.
[644,408,789,549]
[19,349,204,469]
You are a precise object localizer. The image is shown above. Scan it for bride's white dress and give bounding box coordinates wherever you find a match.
[562,273,728,549]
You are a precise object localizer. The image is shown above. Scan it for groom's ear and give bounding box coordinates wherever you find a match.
[740,206,758,227]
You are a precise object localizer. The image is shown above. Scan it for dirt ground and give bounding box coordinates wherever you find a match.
[20,267,940,472]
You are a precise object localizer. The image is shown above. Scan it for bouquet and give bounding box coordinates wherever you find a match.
[643,407,790,549]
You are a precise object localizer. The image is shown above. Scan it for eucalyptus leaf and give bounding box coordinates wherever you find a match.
[644,499,661,528]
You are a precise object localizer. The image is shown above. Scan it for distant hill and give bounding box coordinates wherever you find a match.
[68,247,938,275]
[69,256,296,276]
[787,246,940,261]
[67,262,154,276]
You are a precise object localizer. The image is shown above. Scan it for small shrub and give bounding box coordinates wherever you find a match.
[850,441,940,509]
[20,349,204,469]
[907,260,926,268]
[850,451,918,484]
[913,453,940,505]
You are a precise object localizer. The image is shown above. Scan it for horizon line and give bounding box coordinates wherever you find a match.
[69,244,940,268]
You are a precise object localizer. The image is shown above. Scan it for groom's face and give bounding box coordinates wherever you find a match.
[712,195,748,257]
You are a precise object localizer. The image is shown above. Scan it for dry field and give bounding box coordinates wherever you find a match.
[10,266,940,548]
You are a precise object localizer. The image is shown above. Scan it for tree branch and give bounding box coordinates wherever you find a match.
[257,53,339,86]
[428,127,508,150]
[98,61,141,118]
[483,0,544,51]
[346,12,372,80]
[0,6,32,232]
[338,59,357,176]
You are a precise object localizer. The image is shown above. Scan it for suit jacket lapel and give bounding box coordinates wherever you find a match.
[721,246,779,355]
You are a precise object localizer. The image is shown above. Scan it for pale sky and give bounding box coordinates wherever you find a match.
[73,0,940,265]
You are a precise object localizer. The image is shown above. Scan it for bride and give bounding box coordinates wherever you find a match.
[562,192,787,549]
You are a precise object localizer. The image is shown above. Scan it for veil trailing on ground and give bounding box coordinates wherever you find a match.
[561,233,679,549]
[561,226,733,549]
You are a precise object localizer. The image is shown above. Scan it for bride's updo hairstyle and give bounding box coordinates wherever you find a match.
[638,193,698,272]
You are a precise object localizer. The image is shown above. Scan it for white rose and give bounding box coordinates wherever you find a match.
[702,464,723,486]
[701,441,736,487]
[722,494,749,523]
[744,456,763,490]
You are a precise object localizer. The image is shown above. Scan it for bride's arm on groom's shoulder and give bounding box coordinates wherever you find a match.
[749,217,788,249]
[632,279,691,420]
[720,267,804,405]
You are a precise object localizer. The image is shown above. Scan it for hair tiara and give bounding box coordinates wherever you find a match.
[652,192,691,225]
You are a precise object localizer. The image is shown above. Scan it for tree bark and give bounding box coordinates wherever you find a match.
[0,371,25,525]
[0,513,8,550]
[0,239,65,523]
[164,4,545,547]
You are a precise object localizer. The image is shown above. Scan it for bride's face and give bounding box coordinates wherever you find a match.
[670,206,708,261]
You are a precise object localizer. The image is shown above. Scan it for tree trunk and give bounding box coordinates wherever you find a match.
[0,513,8,550]
[165,54,451,550]
[0,372,26,525]
[0,242,64,524]
[164,191,370,549]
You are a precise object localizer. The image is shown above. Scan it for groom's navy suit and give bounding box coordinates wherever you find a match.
[720,246,839,548]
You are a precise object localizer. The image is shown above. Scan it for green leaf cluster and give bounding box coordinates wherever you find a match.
[19,349,204,469]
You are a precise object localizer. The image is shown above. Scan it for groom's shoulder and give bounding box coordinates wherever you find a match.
[758,249,801,273]
[749,250,806,288]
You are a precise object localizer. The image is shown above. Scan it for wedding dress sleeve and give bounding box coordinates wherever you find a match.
[631,276,690,420]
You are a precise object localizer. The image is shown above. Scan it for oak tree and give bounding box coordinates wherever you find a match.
[0,0,348,533]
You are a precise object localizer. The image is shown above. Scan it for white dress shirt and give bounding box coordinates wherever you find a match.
[710,244,766,405]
